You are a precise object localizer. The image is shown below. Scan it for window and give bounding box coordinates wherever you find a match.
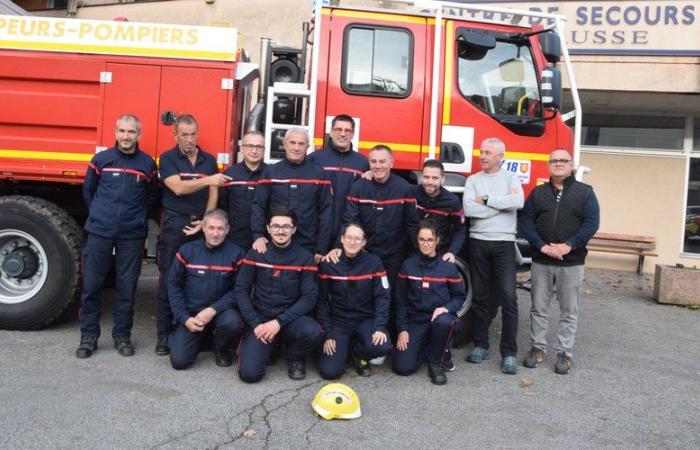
[342,26,412,97]
[457,37,542,118]
[684,158,700,254]
[582,114,685,151]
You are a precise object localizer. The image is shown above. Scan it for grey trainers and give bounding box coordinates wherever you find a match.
[523,348,545,368]
[554,352,573,375]
[465,347,490,364]
[501,356,518,374]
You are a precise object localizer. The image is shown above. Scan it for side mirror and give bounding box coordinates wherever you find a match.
[457,28,496,60]
[541,67,562,110]
[540,32,561,64]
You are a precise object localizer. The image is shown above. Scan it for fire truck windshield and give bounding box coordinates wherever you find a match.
[457,39,542,120]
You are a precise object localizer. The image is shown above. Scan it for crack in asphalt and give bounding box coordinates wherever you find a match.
[303,416,323,445]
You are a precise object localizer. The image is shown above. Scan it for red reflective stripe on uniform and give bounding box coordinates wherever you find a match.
[88,162,100,174]
[346,196,416,206]
[175,252,187,266]
[398,273,462,283]
[258,178,331,185]
[241,258,318,272]
[318,271,386,281]
[417,205,464,217]
[323,166,364,177]
[223,180,258,187]
[103,167,149,179]
[179,173,208,178]
[184,263,236,272]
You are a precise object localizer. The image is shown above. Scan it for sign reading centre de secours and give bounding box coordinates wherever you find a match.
[441,1,698,56]
[0,15,238,61]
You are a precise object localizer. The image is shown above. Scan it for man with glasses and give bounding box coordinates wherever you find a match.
[463,137,523,375]
[250,128,332,263]
[236,207,322,383]
[219,131,267,249]
[308,114,369,240]
[519,150,599,375]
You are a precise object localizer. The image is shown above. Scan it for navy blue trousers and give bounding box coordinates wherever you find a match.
[238,316,322,383]
[79,233,144,339]
[392,313,457,375]
[169,309,244,370]
[157,213,198,337]
[318,318,392,380]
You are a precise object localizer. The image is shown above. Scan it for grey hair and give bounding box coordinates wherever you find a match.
[480,137,506,156]
[283,127,310,145]
[115,114,142,132]
[202,208,229,226]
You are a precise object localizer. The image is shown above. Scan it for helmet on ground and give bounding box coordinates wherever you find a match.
[311,383,361,420]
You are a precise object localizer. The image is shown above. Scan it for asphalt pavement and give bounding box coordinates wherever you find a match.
[1,264,698,449]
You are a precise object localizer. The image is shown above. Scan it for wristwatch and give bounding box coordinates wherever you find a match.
[482,195,489,205]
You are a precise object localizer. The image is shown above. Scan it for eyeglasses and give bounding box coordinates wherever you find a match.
[269,224,295,231]
[241,144,264,151]
[418,238,436,244]
[548,159,571,165]
[332,127,353,135]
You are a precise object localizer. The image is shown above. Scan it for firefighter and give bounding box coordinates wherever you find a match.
[307,114,369,241]
[235,207,322,383]
[155,114,231,356]
[316,223,391,380]
[392,220,466,385]
[250,128,332,263]
[219,131,267,249]
[463,137,524,375]
[167,209,245,370]
[76,114,158,359]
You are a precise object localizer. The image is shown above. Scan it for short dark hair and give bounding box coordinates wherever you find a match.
[417,219,439,240]
[422,159,444,173]
[341,222,366,239]
[268,207,296,226]
[174,114,198,132]
[331,114,355,130]
[369,144,392,156]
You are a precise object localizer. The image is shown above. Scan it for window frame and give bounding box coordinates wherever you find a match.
[341,23,414,99]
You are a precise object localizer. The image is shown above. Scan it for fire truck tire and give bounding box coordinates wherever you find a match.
[0,196,83,330]
[455,257,473,318]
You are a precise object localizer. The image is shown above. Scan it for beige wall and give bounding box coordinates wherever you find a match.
[580,151,698,273]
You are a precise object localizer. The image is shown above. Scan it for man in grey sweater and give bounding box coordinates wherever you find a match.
[463,137,524,374]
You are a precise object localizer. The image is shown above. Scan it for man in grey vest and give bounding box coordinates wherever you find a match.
[519,150,600,374]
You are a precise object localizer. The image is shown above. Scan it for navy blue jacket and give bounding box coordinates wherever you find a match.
[308,143,369,240]
[159,145,218,217]
[250,158,333,254]
[219,161,267,249]
[316,251,390,340]
[343,174,419,258]
[414,185,466,255]
[83,145,157,239]
[235,242,318,328]
[168,239,245,325]
[396,254,465,331]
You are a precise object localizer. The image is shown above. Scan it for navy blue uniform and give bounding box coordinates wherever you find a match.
[80,145,157,339]
[156,145,219,339]
[250,158,333,254]
[393,254,465,375]
[235,242,322,383]
[308,144,368,240]
[414,185,466,256]
[316,251,392,379]
[167,239,245,369]
[219,161,267,249]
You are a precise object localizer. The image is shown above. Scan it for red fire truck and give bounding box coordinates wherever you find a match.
[0,0,581,329]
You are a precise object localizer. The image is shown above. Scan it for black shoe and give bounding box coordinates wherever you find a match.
[287,360,306,380]
[76,337,98,359]
[215,351,233,367]
[155,336,170,356]
[442,353,456,372]
[354,355,372,377]
[113,336,134,357]
[428,362,447,385]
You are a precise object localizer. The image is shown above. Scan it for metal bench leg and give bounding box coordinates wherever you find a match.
[637,255,645,275]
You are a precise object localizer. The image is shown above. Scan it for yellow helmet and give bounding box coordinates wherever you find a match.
[311,383,362,420]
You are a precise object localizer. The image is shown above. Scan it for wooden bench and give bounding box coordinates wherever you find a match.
[587,233,657,275]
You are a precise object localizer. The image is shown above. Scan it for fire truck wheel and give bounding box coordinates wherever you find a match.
[455,257,473,318]
[0,196,83,330]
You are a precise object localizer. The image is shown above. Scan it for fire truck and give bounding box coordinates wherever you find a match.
[0,0,581,329]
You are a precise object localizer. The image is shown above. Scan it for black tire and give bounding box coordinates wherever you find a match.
[454,257,475,347]
[0,196,83,330]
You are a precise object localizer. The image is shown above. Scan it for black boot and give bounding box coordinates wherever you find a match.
[113,336,134,357]
[76,337,98,359]
[287,360,306,380]
[155,335,170,356]
[428,362,447,385]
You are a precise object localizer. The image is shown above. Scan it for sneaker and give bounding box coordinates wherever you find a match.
[523,348,545,369]
[428,362,447,385]
[501,356,518,374]
[155,335,170,356]
[465,347,490,364]
[287,360,306,380]
[369,356,386,366]
[554,352,573,375]
[75,337,98,359]
[442,353,456,372]
[354,355,372,377]
[215,351,233,367]
[113,336,134,357]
